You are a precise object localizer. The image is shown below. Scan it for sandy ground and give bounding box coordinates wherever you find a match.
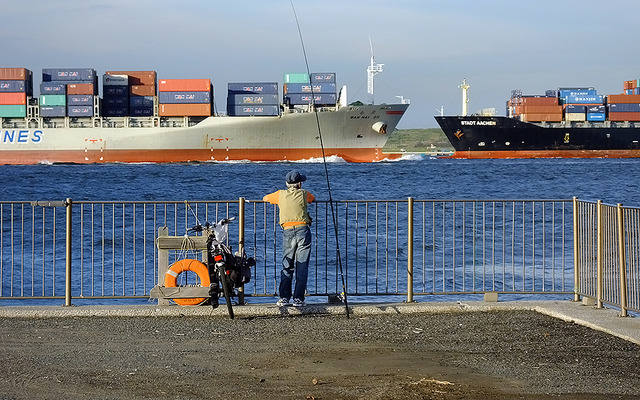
[1,310,639,400]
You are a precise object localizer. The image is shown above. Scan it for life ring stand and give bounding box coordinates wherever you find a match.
[164,259,211,306]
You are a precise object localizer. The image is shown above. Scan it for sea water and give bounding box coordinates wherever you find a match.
[1,157,638,205]
[0,156,638,305]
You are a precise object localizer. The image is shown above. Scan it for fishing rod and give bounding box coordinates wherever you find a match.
[290,0,350,318]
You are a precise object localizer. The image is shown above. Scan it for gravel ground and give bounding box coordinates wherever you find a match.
[1,310,639,400]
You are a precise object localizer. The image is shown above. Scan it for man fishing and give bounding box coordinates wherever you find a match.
[263,170,315,307]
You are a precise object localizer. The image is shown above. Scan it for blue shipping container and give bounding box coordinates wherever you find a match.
[102,107,128,117]
[103,96,129,106]
[285,93,337,105]
[67,105,93,117]
[130,96,155,107]
[558,88,596,97]
[103,74,128,86]
[104,86,129,96]
[227,105,279,116]
[284,83,337,94]
[39,106,66,117]
[587,113,606,121]
[0,80,26,92]
[158,91,211,104]
[227,94,279,105]
[587,105,606,113]
[608,103,640,112]
[310,73,336,83]
[67,94,94,106]
[40,83,66,94]
[129,107,153,117]
[42,68,96,82]
[565,105,586,113]
[565,94,603,104]
[227,82,278,95]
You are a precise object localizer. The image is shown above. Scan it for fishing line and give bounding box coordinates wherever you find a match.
[290,0,350,318]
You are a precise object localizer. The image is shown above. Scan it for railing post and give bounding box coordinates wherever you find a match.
[407,197,414,303]
[597,200,603,309]
[238,197,245,305]
[573,197,580,302]
[157,227,170,306]
[617,204,628,317]
[64,198,73,307]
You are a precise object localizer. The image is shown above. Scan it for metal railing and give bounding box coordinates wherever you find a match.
[1,197,582,306]
[574,199,640,316]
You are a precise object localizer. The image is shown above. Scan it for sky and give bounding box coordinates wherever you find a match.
[2,0,640,128]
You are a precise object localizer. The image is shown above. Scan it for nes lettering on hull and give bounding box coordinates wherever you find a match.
[2,130,44,144]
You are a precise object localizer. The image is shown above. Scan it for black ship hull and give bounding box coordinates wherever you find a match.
[435,116,640,158]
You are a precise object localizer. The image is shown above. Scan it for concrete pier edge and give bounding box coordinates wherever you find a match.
[1,300,638,345]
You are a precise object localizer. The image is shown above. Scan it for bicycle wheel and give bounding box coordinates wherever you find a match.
[217,265,234,319]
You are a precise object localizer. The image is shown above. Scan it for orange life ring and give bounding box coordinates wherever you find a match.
[164,259,211,306]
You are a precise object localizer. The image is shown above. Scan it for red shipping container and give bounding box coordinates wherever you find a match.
[130,85,156,96]
[624,81,635,90]
[607,94,640,104]
[608,112,640,121]
[0,92,26,105]
[0,67,32,80]
[159,103,211,116]
[520,97,558,106]
[516,105,563,114]
[106,71,157,86]
[67,83,96,95]
[159,79,211,92]
[520,113,563,122]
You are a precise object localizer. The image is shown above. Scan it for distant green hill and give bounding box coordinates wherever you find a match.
[383,128,453,152]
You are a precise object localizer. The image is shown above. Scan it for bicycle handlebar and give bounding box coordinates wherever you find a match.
[186,217,236,234]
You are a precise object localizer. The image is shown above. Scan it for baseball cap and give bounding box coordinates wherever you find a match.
[285,170,307,184]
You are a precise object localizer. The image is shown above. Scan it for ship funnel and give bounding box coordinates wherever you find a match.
[372,121,388,134]
[338,85,348,108]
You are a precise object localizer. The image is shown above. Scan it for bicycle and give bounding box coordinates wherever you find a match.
[165,217,254,319]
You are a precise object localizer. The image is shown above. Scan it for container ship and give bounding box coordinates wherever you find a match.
[436,78,640,158]
[0,68,408,164]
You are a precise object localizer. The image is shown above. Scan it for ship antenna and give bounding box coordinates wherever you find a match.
[290,0,350,318]
[367,37,384,104]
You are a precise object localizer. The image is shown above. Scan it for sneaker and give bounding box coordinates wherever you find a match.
[292,299,306,307]
[276,298,290,306]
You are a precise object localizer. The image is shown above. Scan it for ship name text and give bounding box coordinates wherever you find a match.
[461,120,497,126]
[2,130,44,144]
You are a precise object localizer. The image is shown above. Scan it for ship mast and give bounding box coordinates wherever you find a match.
[367,37,384,104]
[459,78,470,116]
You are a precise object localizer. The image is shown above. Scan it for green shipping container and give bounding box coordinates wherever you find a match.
[283,73,310,84]
[40,94,66,106]
[0,104,27,117]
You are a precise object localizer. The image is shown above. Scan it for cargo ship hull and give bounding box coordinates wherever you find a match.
[0,104,408,164]
[435,116,640,159]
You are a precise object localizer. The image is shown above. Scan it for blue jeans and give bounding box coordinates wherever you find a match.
[279,225,311,301]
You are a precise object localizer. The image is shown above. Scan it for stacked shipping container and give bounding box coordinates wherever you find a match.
[507,95,562,122]
[41,68,97,117]
[226,82,279,116]
[558,88,604,122]
[104,71,157,117]
[102,74,129,117]
[283,72,337,107]
[608,79,640,121]
[158,79,212,116]
[0,68,32,117]
[508,80,640,123]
